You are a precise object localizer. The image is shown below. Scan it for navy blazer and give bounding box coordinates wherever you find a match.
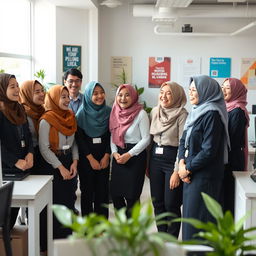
[178,110,225,179]
[0,111,33,169]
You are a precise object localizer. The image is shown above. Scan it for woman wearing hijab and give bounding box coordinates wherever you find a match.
[39,84,78,239]
[149,81,188,237]
[0,73,33,228]
[19,80,49,253]
[109,84,150,215]
[178,75,230,241]
[221,78,249,215]
[19,80,46,173]
[75,81,111,218]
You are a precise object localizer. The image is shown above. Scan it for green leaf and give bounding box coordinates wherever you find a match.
[52,204,72,226]
[201,192,223,220]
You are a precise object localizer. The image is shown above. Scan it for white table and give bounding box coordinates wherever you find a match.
[11,175,53,256]
[234,171,256,246]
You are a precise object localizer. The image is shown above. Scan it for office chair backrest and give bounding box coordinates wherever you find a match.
[0,181,14,226]
[0,181,14,256]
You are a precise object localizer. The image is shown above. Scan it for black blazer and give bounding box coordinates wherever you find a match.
[178,110,225,179]
[228,107,247,171]
[0,111,33,169]
[75,126,111,160]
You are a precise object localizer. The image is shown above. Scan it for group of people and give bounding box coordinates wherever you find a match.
[0,68,249,248]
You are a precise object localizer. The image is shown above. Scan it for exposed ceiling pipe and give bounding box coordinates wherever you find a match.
[154,20,256,36]
[154,24,230,36]
[133,4,256,18]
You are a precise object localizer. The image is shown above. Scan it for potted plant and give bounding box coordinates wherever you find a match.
[177,192,256,256]
[52,201,185,256]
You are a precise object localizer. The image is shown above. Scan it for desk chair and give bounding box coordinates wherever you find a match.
[0,181,14,256]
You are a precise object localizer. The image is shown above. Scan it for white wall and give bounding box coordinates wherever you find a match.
[34,2,98,91]
[34,0,56,83]
[56,6,89,88]
[99,2,256,112]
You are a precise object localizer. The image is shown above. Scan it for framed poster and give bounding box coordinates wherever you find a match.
[148,57,171,88]
[240,58,256,90]
[209,57,231,78]
[63,45,81,72]
[111,56,132,86]
[178,56,201,89]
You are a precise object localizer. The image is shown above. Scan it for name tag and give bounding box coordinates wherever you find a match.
[62,145,70,150]
[155,147,163,154]
[21,140,26,148]
[93,138,102,144]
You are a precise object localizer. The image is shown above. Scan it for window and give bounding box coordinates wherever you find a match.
[0,0,32,82]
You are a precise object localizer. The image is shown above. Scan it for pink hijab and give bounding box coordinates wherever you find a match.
[224,78,249,171]
[109,84,143,148]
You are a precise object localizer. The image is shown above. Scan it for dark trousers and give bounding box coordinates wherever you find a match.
[182,177,222,241]
[52,153,77,239]
[149,144,182,237]
[221,165,235,216]
[78,159,109,218]
[112,196,139,218]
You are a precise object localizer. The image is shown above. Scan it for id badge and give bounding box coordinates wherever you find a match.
[185,149,189,158]
[155,147,163,155]
[62,145,70,150]
[21,140,26,148]
[93,138,102,144]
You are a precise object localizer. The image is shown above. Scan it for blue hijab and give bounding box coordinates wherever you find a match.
[76,81,111,137]
[184,75,230,163]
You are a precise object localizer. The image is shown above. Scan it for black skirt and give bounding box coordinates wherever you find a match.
[110,144,147,199]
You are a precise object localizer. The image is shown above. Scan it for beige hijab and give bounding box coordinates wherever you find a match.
[150,81,187,146]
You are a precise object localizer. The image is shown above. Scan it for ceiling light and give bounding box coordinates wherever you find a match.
[101,0,122,8]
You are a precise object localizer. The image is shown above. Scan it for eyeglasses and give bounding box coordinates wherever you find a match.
[66,79,82,86]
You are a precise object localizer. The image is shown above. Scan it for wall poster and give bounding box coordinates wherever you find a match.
[148,57,171,88]
[63,45,81,72]
[178,57,201,89]
[240,58,256,90]
[111,56,132,86]
[209,57,231,78]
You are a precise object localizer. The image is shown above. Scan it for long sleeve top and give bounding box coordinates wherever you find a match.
[27,116,38,147]
[228,107,247,171]
[178,110,225,179]
[111,109,150,156]
[151,111,187,171]
[39,119,79,169]
[0,111,33,169]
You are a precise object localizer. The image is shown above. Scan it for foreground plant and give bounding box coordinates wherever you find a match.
[53,201,177,256]
[178,192,256,256]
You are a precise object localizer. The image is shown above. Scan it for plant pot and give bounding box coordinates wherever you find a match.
[53,238,186,256]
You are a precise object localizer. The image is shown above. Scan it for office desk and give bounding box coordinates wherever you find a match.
[12,175,53,256]
[248,144,255,171]
[234,171,256,246]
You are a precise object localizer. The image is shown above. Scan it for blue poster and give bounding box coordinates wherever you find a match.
[209,57,231,78]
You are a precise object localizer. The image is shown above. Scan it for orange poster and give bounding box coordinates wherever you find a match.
[240,58,256,90]
[148,57,171,88]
